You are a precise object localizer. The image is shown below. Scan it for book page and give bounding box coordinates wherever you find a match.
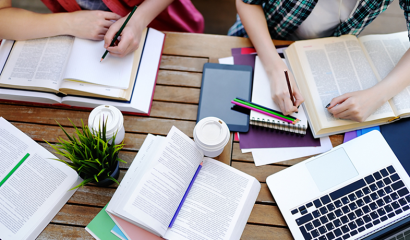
[164,158,261,240]
[0,36,73,92]
[121,126,204,237]
[63,38,134,89]
[359,32,410,115]
[0,117,80,240]
[292,36,395,129]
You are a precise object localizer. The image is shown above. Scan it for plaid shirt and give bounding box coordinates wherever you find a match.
[228,0,410,40]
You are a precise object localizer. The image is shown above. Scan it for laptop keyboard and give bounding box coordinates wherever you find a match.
[291,165,410,240]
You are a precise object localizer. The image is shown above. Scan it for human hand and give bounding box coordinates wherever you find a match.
[326,88,385,122]
[268,60,304,115]
[104,13,143,57]
[66,11,121,40]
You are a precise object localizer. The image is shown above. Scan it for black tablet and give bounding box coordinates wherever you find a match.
[197,63,253,132]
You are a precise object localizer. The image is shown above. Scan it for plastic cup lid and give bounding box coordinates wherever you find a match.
[88,105,124,137]
[194,117,229,150]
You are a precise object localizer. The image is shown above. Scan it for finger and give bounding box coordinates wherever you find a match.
[333,109,351,119]
[293,90,304,108]
[102,20,116,28]
[102,12,122,20]
[328,100,350,115]
[104,25,120,48]
[278,98,287,115]
[283,98,298,115]
[327,94,350,109]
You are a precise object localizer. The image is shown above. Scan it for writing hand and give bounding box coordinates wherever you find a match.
[104,14,143,57]
[327,88,385,122]
[66,11,121,40]
[268,61,304,115]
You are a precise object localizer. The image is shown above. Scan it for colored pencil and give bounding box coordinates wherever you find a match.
[284,70,296,106]
[231,101,296,124]
[169,162,203,228]
[100,5,138,62]
[234,98,299,122]
[235,97,298,120]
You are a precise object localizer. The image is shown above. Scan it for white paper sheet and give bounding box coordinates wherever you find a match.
[251,137,333,166]
[218,56,234,65]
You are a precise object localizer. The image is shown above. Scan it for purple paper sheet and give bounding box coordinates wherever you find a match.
[233,54,256,69]
[343,131,357,143]
[239,126,321,149]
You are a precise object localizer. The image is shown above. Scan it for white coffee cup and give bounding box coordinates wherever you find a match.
[88,105,125,145]
[193,117,230,157]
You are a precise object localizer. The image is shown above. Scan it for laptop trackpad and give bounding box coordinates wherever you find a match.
[306,148,359,192]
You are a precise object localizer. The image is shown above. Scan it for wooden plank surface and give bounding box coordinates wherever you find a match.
[0,32,342,240]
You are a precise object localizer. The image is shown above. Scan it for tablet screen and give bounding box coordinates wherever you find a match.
[197,63,253,132]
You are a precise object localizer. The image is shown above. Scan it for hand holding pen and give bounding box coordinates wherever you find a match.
[267,59,304,115]
[101,6,139,61]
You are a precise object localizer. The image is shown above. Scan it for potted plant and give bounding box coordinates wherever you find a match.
[46,118,125,189]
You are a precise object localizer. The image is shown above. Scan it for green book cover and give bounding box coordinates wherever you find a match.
[85,204,120,240]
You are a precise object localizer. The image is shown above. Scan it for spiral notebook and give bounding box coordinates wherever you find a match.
[251,56,308,134]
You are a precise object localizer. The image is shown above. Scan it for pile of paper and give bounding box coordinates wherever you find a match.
[219,48,333,166]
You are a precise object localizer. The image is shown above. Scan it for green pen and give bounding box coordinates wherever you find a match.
[234,98,298,123]
[0,153,30,187]
[100,5,138,62]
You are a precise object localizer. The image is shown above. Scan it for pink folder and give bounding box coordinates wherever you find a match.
[109,214,163,240]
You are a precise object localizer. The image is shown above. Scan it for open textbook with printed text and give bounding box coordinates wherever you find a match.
[285,31,410,137]
[0,117,81,240]
[106,126,261,240]
[0,28,165,115]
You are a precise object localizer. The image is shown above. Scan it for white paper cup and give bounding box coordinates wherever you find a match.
[88,105,125,145]
[193,117,230,157]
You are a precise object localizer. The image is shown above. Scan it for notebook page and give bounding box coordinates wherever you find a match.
[63,38,133,89]
[251,56,308,128]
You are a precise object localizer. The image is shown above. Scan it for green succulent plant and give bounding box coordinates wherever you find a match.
[46,118,126,189]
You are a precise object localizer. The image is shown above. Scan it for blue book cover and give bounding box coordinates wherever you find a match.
[111,225,128,240]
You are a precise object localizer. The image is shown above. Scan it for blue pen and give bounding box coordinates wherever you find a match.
[168,162,203,228]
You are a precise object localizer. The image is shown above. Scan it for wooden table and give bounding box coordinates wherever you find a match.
[0,32,343,239]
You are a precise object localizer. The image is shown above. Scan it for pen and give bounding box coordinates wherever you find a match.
[0,153,30,187]
[234,97,299,121]
[100,5,138,62]
[284,70,296,107]
[231,100,296,124]
[169,162,203,228]
[233,99,298,123]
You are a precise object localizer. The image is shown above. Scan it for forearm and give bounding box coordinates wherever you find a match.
[373,49,410,103]
[131,0,174,27]
[236,0,282,73]
[0,7,71,40]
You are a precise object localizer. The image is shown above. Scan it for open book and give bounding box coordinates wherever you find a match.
[0,117,81,240]
[0,28,165,115]
[285,31,410,138]
[107,126,261,240]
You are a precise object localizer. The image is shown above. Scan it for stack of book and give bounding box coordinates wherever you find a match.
[86,126,261,240]
[0,28,165,115]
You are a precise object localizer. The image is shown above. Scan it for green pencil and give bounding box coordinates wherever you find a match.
[234,98,299,123]
[100,5,138,62]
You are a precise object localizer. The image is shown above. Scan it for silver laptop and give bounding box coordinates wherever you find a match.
[267,130,410,240]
